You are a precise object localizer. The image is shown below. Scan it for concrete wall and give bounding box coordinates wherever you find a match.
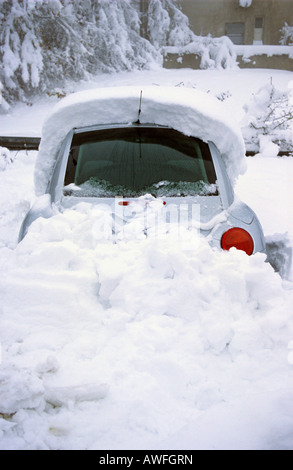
[163,51,293,70]
[237,52,293,69]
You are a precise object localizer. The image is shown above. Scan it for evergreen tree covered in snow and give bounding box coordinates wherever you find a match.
[146,0,194,48]
[0,0,237,111]
[0,0,160,108]
[0,0,43,105]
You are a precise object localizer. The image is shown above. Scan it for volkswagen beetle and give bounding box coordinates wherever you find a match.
[18,86,266,256]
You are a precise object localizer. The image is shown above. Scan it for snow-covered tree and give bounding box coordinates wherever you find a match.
[146,0,193,48]
[0,0,43,105]
[0,0,163,109]
[90,0,160,72]
[0,0,238,111]
[243,79,293,152]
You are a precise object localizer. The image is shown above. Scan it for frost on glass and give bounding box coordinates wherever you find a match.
[64,178,218,198]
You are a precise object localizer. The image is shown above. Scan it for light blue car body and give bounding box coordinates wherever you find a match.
[19,123,266,255]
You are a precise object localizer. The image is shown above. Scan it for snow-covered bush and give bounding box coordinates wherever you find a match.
[280,22,293,45]
[200,36,237,70]
[242,79,293,152]
[162,33,237,70]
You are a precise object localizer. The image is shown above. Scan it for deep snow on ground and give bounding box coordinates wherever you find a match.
[0,68,293,450]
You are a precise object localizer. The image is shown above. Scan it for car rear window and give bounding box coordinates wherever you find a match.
[64,127,218,197]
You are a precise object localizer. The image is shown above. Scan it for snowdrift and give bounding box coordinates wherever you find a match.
[1,69,293,451]
[34,86,246,196]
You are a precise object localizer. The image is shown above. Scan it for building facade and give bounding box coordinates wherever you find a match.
[180,0,293,46]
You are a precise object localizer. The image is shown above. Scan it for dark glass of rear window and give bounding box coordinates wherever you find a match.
[64,127,217,197]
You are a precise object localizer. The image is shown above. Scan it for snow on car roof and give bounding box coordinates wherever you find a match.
[34,86,246,196]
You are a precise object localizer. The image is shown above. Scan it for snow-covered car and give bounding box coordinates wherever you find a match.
[19,86,266,255]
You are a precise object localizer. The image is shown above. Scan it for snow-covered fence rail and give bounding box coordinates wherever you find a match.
[0,136,40,151]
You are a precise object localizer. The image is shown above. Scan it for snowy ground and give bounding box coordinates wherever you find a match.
[0,67,293,450]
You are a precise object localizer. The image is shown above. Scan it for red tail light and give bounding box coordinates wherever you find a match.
[118,201,130,206]
[221,228,254,255]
